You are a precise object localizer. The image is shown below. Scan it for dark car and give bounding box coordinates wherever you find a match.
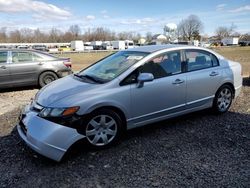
[0,49,72,88]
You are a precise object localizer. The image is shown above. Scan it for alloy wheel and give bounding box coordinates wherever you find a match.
[86,115,118,146]
[217,87,232,112]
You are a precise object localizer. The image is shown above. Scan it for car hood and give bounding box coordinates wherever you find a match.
[36,75,98,107]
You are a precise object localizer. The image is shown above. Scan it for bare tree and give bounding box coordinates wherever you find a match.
[0,27,7,42]
[177,15,203,41]
[33,28,48,42]
[63,31,75,42]
[9,30,22,43]
[95,27,110,41]
[132,33,141,43]
[48,28,62,42]
[117,32,133,40]
[20,28,34,43]
[69,25,81,39]
[146,32,153,43]
[215,24,237,40]
[82,27,116,41]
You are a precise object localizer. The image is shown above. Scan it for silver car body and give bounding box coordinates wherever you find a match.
[0,49,72,88]
[17,45,242,161]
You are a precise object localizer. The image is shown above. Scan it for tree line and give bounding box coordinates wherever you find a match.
[0,26,142,43]
[0,14,248,43]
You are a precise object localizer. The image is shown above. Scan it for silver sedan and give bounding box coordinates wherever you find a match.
[17,45,242,161]
[0,49,72,88]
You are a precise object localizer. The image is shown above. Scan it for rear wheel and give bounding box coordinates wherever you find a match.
[84,109,123,148]
[213,85,233,114]
[39,71,58,87]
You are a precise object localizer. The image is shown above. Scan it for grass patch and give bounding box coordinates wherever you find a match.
[57,52,113,71]
[214,46,250,76]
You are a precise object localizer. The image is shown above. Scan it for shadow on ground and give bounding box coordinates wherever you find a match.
[0,86,38,93]
[243,77,250,86]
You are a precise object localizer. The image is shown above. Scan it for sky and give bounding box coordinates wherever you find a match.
[0,0,249,36]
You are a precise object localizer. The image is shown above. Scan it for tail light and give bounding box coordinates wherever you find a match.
[63,58,72,68]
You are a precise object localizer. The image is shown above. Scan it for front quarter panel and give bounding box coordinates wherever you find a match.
[52,81,131,120]
[79,85,131,119]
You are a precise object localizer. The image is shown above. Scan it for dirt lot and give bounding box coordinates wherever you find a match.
[0,47,250,187]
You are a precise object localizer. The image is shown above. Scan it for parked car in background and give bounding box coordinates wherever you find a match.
[0,49,72,88]
[84,43,94,51]
[58,46,71,52]
[17,45,242,161]
[32,45,48,52]
[17,45,30,49]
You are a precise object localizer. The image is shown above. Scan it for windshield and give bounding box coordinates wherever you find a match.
[77,51,148,83]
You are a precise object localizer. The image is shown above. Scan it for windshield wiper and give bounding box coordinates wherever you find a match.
[74,73,104,83]
[73,73,82,79]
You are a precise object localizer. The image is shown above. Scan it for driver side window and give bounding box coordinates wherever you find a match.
[120,50,182,86]
[139,50,182,78]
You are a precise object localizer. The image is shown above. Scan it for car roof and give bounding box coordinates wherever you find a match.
[0,49,59,58]
[127,44,201,53]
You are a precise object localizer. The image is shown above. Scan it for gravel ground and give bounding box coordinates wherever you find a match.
[0,79,249,187]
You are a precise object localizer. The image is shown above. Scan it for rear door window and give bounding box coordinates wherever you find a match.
[0,51,8,64]
[185,50,219,71]
[12,52,34,63]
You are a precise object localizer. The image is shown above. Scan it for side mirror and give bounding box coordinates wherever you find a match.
[137,73,154,88]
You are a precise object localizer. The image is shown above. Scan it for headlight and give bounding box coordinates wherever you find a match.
[39,106,79,117]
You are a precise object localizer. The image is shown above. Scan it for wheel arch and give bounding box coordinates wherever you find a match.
[87,106,127,130]
[217,82,235,98]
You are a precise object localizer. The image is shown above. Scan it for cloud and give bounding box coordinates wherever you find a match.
[120,17,154,25]
[229,5,250,13]
[85,15,95,21]
[0,0,71,20]
[103,15,110,19]
[101,10,107,14]
[216,4,227,11]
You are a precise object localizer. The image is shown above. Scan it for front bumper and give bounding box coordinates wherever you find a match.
[17,104,85,161]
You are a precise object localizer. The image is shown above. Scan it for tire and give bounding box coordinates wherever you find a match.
[39,71,58,87]
[212,85,233,114]
[83,109,124,148]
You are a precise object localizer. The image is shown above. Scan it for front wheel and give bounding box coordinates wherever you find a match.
[84,109,124,148]
[213,85,233,114]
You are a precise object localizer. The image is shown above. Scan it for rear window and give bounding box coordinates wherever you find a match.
[33,52,58,61]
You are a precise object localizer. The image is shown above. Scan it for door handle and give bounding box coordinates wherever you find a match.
[210,71,219,76]
[172,79,184,85]
[0,65,6,69]
[38,62,44,65]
